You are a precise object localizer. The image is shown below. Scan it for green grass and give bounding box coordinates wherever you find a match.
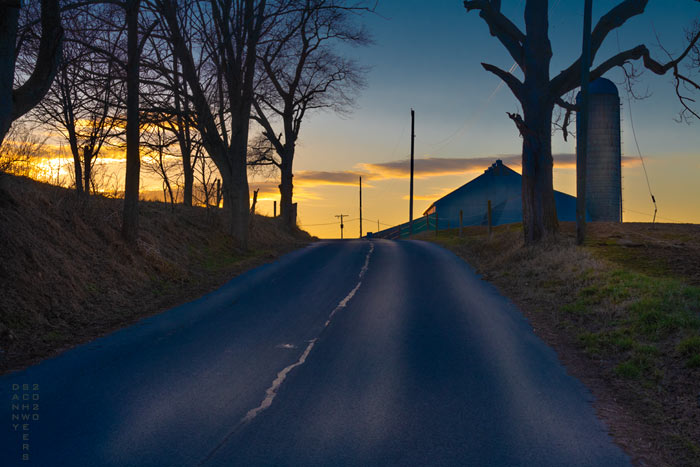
[677,336,700,368]
[590,243,670,278]
[565,270,700,333]
[614,345,662,381]
[566,269,700,382]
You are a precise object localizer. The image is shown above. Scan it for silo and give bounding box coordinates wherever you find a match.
[576,77,622,222]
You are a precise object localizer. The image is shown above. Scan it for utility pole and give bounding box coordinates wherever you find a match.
[577,0,593,245]
[335,214,348,239]
[409,108,415,235]
[359,176,363,238]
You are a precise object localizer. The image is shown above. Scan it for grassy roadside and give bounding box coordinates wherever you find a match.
[0,174,314,375]
[417,222,700,467]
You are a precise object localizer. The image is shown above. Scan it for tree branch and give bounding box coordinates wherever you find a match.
[464,0,525,67]
[481,62,523,98]
[12,0,64,120]
[551,0,649,95]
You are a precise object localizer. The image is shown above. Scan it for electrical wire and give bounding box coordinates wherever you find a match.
[616,30,658,224]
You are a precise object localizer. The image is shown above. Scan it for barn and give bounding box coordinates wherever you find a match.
[422,159,580,228]
[370,159,582,239]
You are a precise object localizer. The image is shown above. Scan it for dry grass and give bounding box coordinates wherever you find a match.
[418,222,700,467]
[0,174,313,374]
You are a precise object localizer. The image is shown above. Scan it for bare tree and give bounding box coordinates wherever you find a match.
[464,0,700,244]
[139,40,199,207]
[142,124,182,206]
[253,0,371,229]
[677,16,700,122]
[76,0,158,242]
[154,0,268,248]
[0,0,63,145]
[0,120,48,176]
[193,148,220,211]
[32,5,124,196]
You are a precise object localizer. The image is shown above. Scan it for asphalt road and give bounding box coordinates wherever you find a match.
[1,240,630,466]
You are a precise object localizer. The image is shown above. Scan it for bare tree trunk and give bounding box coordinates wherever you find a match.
[173,53,194,207]
[0,1,62,145]
[0,7,19,144]
[83,147,94,195]
[228,138,250,246]
[279,156,294,229]
[122,0,141,243]
[182,149,193,206]
[158,149,174,205]
[521,100,558,243]
[67,129,83,195]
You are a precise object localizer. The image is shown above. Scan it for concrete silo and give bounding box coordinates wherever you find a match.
[576,77,622,222]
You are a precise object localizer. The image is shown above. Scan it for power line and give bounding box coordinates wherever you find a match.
[616,30,658,224]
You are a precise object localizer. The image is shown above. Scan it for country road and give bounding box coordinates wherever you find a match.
[2,240,630,466]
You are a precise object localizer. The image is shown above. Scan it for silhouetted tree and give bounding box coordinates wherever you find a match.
[677,15,700,122]
[0,0,63,146]
[155,0,268,248]
[32,5,124,196]
[464,0,700,244]
[139,39,199,207]
[252,0,371,230]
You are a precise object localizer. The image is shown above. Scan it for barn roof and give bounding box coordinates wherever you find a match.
[422,158,580,225]
[422,159,518,215]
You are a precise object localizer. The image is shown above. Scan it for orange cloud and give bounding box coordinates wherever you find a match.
[294,170,376,187]
[359,154,639,179]
[358,156,520,179]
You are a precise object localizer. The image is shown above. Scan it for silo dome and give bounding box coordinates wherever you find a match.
[588,77,619,96]
[576,77,622,222]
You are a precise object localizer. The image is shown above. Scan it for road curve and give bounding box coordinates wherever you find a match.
[1,240,629,466]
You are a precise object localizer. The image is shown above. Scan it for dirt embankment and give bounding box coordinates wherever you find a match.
[420,222,700,467]
[0,174,313,375]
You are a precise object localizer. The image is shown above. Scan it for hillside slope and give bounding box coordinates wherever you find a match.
[0,174,313,374]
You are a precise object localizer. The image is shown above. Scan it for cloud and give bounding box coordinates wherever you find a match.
[247,179,323,201]
[356,153,640,180]
[359,156,521,179]
[294,170,375,186]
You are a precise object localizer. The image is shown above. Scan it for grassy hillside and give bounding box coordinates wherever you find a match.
[0,174,314,375]
[419,222,700,467]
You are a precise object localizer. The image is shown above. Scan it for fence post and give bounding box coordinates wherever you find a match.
[273,200,277,217]
[487,200,492,238]
[459,210,463,238]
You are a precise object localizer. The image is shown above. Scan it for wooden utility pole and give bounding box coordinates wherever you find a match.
[409,108,415,235]
[577,0,593,245]
[335,214,348,239]
[359,176,363,238]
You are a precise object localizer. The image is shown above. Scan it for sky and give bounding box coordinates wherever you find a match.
[19,1,700,239]
[255,0,700,239]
